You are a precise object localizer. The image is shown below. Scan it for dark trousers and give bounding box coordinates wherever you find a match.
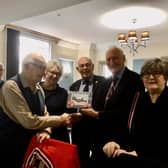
[89,148,168,168]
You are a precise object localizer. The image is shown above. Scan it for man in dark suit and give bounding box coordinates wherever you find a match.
[80,47,145,168]
[69,56,105,168]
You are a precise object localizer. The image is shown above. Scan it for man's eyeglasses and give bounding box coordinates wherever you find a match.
[29,62,46,71]
[78,63,92,68]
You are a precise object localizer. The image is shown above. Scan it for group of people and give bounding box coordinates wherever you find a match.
[0,46,168,168]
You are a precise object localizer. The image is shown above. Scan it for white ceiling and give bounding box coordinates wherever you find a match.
[1,0,168,46]
[0,0,88,24]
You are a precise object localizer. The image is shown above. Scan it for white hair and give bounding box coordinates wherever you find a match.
[46,59,63,75]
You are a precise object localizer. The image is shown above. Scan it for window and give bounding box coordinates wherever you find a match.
[58,58,74,90]
[133,59,145,74]
[99,62,111,78]
[103,64,111,78]
[19,35,51,72]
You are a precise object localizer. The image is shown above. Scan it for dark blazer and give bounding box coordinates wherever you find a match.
[87,67,145,168]
[69,74,105,168]
[69,75,105,102]
[92,67,145,152]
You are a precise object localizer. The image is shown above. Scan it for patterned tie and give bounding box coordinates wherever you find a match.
[83,80,90,92]
[105,76,118,101]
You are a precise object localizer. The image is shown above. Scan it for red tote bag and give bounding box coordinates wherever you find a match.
[22,135,80,168]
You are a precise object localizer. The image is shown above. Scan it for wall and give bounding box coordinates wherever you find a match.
[2,27,168,81]
[95,41,168,75]
[52,40,79,81]
[0,28,97,82]
[0,28,6,80]
[52,41,100,85]
[0,30,5,63]
[53,41,98,81]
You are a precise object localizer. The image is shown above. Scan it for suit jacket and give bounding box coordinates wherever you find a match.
[92,67,145,151]
[69,75,105,103]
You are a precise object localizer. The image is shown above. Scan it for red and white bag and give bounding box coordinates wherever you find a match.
[22,135,80,168]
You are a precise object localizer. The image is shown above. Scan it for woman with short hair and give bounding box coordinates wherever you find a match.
[105,58,168,168]
[40,59,70,142]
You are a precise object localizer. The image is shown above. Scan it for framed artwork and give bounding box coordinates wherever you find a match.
[67,91,92,108]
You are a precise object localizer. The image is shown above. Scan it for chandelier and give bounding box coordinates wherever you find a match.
[118,19,150,56]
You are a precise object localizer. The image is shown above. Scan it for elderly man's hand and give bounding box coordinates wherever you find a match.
[103,141,120,158]
[36,131,50,143]
[70,112,82,125]
[80,107,99,118]
[112,149,138,158]
[60,113,72,127]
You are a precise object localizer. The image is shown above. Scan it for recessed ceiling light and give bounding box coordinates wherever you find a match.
[100,6,167,29]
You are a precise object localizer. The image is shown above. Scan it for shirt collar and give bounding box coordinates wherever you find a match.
[19,73,40,92]
[112,67,125,80]
[82,76,93,84]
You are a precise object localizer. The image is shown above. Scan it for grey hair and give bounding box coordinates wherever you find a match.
[140,58,168,80]
[106,46,126,60]
[46,59,63,75]
[76,56,93,66]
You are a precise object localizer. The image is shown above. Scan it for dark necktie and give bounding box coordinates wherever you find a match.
[105,76,118,101]
[83,80,90,92]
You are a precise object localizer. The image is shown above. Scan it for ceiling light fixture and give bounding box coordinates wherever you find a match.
[101,7,166,29]
[100,6,166,56]
[118,18,150,56]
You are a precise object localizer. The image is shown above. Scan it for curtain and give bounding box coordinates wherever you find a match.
[6,28,20,79]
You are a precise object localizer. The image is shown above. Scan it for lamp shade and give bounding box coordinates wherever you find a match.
[118,33,126,42]
[117,29,150,56]
[128,31,137,40]
[141,31,150,40]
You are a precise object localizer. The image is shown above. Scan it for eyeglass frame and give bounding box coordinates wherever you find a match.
[47,70,61,76]
[142,73,163,80]
[78,63,93,68]
[27,62,46,71]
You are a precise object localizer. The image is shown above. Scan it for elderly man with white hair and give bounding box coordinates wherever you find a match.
[0,53,71,168]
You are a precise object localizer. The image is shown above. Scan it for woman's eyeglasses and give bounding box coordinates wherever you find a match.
[142,73,162,79]
[48,71,61,76]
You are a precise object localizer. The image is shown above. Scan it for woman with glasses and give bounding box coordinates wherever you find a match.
[40,59,70,142]
[103,58,168,168]
[131,58,168,167]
